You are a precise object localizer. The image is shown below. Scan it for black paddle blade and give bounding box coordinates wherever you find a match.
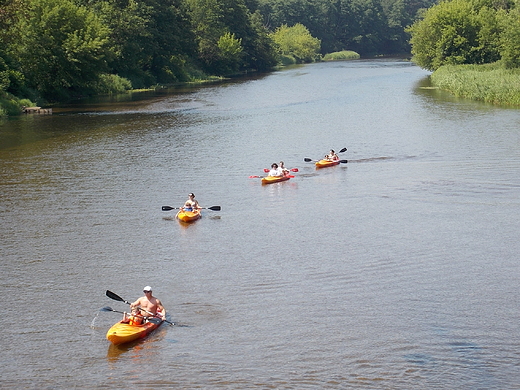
[162,206,175,211]
[304,158,313,162]
[339,160,348,163]
[100,306,114,312]
[207,206,221,211]
[339,147,347,153]
[106,290,127,303]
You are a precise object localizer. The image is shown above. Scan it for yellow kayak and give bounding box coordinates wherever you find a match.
[261,175,291,184]
[176,209,201,222]
[315,159,340,168]
[106,317,163,345]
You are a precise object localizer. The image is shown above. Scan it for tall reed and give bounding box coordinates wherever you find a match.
[430,63,520,106]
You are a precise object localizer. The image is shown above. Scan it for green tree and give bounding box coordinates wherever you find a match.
[217,32,244,73]
[407,0,502,71]
[86,0,197,87]
[187,0,276,74]
[271,23,321,62]
[246,10,278,70]
[0,0,28,96]
[498,6,520,67]
[13,0,113,100]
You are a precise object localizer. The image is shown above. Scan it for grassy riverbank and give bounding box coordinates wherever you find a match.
[430,63,520,107]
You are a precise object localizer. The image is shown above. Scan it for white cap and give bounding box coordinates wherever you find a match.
[143,286,152,292]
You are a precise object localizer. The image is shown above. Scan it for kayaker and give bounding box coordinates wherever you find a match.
[130,286,166,320]
[279,161,290,176]
[268,163,283,177]
[182,193,200,211]
[326,149,339,161]
[123,307,144,325]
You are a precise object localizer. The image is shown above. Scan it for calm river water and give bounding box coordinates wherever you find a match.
[1,59,519,389]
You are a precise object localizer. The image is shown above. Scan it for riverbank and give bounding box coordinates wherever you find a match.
[430,62,520,107]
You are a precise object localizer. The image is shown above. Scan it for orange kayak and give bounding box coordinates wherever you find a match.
[315,159,340,168]
[106,317,163,345]
[176,209,201,222]
[261,175,291,184]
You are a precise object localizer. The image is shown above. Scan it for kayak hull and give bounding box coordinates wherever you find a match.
[261,175,290,184]
[315,159,340,168]
[106,317,163,345]
[176,209,201,222]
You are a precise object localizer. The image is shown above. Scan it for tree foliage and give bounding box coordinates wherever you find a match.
[407,0,519,71]
[5,0,518,109]
[271,23,321,63]
[498,6,520,68]
[12,0,113,100]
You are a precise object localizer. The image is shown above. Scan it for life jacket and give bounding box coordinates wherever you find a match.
[129,315,143,325]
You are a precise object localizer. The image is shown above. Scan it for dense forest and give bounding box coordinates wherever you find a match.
[0,0,435,110]
[1,0,519,112]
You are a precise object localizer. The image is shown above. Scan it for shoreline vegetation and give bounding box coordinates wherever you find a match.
[430,63,520,107]
[6,55,520,115]
[1,51,362,117]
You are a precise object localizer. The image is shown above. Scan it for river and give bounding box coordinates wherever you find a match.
[1,59,519,389]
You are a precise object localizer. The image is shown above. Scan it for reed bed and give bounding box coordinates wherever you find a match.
[323,51,360,61]
[430,63,520,107]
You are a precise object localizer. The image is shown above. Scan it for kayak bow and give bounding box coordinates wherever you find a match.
[106,317,163,345]
[176,209,201,222]
[315,159,340,168]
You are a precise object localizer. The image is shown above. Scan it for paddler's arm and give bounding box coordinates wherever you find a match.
[130,298,142,310]
[157,299,166,320]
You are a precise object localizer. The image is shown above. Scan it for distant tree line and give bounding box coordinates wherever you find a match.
[0,0,436,108]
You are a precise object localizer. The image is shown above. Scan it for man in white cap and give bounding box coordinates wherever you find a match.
[130,286,166,320]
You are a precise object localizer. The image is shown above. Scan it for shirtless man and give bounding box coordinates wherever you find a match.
[182,193,200,211]
[131,286,166,320]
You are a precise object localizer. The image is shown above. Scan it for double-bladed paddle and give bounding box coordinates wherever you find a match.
[249,175,295,178]
[161,205,221,211]
[100,306,148,320]
[304,158,348,163]
[263,168,299,173]
[304,147,348,163]
[105,290,174,326]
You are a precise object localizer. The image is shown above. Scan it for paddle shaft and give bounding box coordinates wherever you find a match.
[162,205,220,211]
[304,147,347,162]
[249,175,295,178]
[304,158,348,163]
[100,306,148,319]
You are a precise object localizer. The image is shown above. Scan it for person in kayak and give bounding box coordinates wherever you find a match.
[182,193,200,212]
[268,163,283,177]
[130,286,166,320]
[279,161,290,176]
[325,149,339,161]
[123,306,145,325]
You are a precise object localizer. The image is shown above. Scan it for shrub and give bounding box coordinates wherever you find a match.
[323,51,360,61]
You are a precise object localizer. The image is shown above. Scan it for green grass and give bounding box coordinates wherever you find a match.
[323,51,360,61]
[430,62,520,107]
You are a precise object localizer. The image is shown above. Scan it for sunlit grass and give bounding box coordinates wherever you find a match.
[323,51,360,61]
[431,63,520,107]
